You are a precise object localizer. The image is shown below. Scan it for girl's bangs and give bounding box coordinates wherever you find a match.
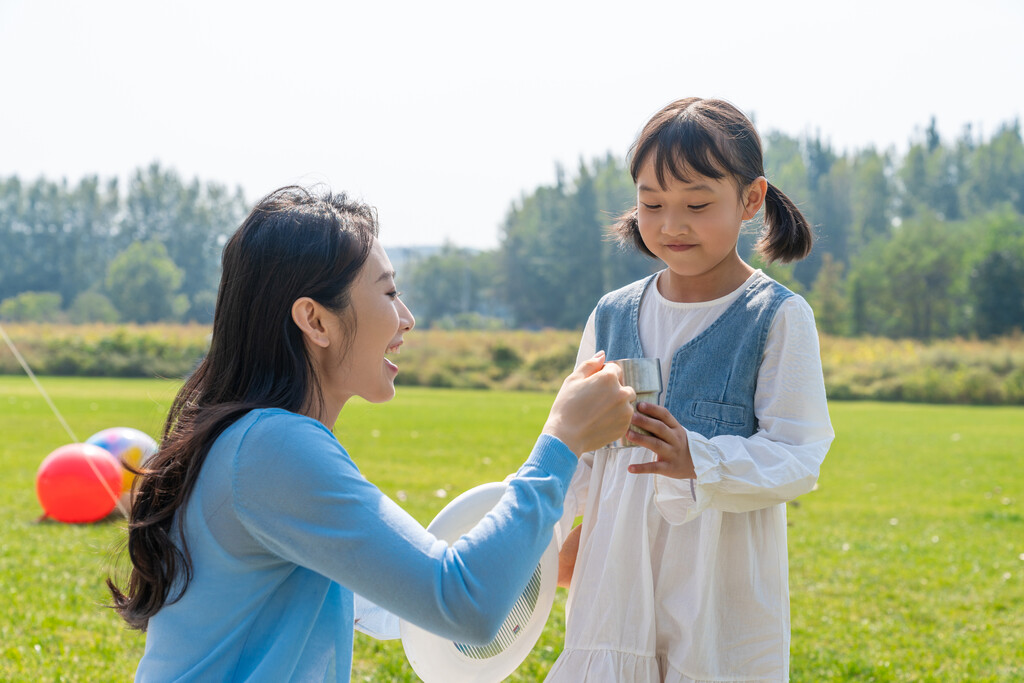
[634,117,733,189]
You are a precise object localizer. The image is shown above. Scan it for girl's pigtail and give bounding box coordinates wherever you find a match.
[757,183,813,263]
[610,206,655,258]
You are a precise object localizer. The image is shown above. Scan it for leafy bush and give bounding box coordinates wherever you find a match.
[0,291,63,322]
[526,344,578,383]
[105,241,185,323]
[489,342,523,379]
[69,291,120,324]
[0,323,208,379]
[821,334,1024,404]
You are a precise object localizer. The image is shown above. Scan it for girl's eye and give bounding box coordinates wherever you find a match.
[689,203,710,211]
[641,203,661,210]
[387,290,402,300]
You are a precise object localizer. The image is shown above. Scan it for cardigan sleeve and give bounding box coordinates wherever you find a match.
[231,413,576,644]
[653,296,834,525]
[353,592,400,640]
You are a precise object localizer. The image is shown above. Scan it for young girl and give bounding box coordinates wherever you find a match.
[547,98,834,682]
[106,186,634,682]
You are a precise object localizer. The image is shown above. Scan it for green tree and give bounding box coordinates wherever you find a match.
[749,253,804,295]
[0,176,120,305]
[0,291,63,322]
[0,176,26,301]
[592,153,656,294]
[965,210,1024,338]
[499,157,655,329]
[549,161,605,328]
[0,167,240,318]
[960,121,1024,216]
[402,244,497,327]
[105,241,185,323]
[898,118,963,221]
[68,291,120,324]
[760,132,825,287]
[796,153,852,286]
[757,132,811,261]
[847,215,967,338]
[187,290,219,325]
[120,163,247,319]
[62,176,122,305]
[849,148,893,252]
[971,250,1024,337]
[500,179,571,328]
[807,253,847,335]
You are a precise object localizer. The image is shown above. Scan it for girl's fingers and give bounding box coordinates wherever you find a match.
[627,459,673,475]
[630,410,674,442]
[635,401,680,428]
[619,422,659,449]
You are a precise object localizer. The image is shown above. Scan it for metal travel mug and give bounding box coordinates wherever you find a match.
[607,357,662,449]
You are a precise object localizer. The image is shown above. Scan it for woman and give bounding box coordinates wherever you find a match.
[108,186,633,682]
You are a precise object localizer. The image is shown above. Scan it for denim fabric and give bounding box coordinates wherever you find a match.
[594,272,793,439]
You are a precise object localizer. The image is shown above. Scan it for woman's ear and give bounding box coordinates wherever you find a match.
[741,176,768,220]
[291,297,330,348]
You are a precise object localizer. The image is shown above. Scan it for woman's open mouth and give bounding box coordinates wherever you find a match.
[385,341,402,373]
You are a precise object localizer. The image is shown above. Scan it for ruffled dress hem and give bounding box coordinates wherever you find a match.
[545,648,785,683]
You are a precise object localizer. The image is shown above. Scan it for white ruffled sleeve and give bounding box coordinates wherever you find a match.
[654,296,834,525]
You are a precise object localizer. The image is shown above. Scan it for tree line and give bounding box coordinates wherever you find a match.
[0,164,248,324]
[2,118,1023,339]
[404,118,1024,339]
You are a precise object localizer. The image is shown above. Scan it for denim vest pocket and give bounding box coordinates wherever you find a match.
[691,400,748,427]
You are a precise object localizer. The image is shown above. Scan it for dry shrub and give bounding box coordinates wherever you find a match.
[4,324,1022,404]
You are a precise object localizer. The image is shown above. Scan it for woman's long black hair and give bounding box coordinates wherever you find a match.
[108,186,378,630]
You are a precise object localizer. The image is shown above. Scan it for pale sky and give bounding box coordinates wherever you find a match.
[1,0,1021,249]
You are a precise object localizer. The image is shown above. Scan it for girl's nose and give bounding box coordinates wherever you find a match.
[661,211,688,235]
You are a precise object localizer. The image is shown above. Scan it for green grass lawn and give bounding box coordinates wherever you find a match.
[0,376,1021,681]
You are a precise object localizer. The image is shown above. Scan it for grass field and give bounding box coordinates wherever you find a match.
[0,376,1021,681]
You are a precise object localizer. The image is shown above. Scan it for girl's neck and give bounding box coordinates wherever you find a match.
[657,253,755,303]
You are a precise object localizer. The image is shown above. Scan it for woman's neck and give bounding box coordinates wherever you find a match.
[301,393,345,430]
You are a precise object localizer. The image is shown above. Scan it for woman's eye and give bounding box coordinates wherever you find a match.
[689,203,710,211]
[641,203,661,210]
[387,290,401,300]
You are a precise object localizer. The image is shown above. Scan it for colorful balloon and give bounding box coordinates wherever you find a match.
[86,427,158,495]
[36,443,123,523]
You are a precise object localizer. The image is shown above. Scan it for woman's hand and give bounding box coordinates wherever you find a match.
[542,351,634,456]
[625,402,696,479]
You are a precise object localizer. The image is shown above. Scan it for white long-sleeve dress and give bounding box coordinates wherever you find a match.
[546,270,834,683]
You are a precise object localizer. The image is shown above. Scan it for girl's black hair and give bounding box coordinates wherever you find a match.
[612,97,812,263]
[107,186,378,631]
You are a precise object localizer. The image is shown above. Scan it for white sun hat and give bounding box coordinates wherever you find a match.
[400,481,559,682]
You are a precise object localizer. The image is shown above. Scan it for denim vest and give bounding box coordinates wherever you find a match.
[594,272,793,439]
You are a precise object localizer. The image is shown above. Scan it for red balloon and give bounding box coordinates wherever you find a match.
[36,443,122,523]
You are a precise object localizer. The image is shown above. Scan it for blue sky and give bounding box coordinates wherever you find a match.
[1,0,1021,248]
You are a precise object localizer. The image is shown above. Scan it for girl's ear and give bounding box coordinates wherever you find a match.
[741,176,768,220]
[291,297,330,348]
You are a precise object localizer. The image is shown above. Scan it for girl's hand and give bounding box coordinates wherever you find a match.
[557,523,582,589]
[625,402,696,479]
